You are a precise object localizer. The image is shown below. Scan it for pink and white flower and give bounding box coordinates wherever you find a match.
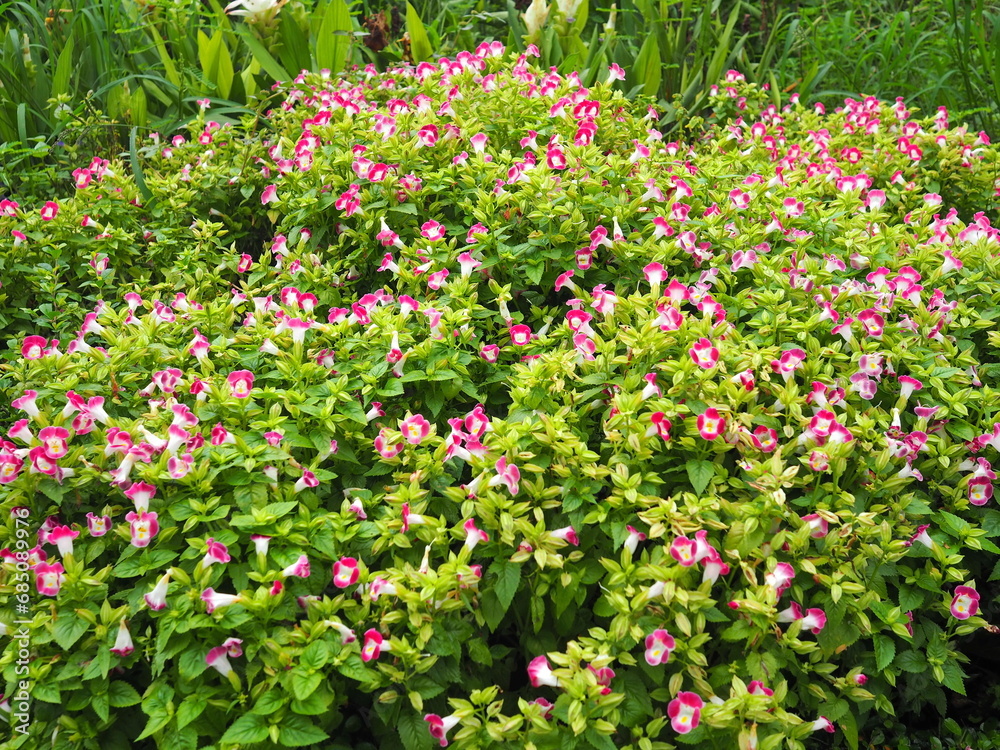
[667,692,703,734]
[424,713,461,747]
[126,510,159,548]
[110,619,135,657]
[145,571,171,610]
[227,370,255,399]
[951,585,980,620]
[527,655,560,688]
[362,629,390,661]
[644,629,676,665]
[332,557,360,588]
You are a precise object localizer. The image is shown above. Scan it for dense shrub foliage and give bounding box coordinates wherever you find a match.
[1,44,1000,750]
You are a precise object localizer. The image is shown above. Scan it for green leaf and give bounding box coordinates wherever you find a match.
[399,710,433,750]
[253,689,290,715]
[236,25,291,82]
[92,690,110,722]
[940,660,967,695]
[315,0,352,73]
[405,3,433,63]
[686,459,714,495]
[291,669,323,701]
[300,641,329,671]
[82,647,112,681]
[279,715,331,747]
[178,648,208,680]
[840,708,859,750]
[631,33,661,97]
[130,127,153,205]
[291,682,335,715]
[220,713,270,744]
[176,695,207,730]
[874,634,896,672]
[54,612,90,650]
[109,681,142,708]
[896,649,928,673]
[51,34,75,100]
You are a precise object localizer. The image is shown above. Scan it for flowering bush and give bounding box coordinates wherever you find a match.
[2,45,1000,750]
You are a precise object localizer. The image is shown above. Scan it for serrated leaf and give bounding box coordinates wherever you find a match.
[874,634,896,672]
[108,681,142,708]
[399,709,433,750]
[220,713,270,744]
[686,459,714,496]
[493,560,522,611]
[896,649,928,673]
[279,715,331,747]
[291,669,323,701]
[54,612,89,650]
[176,695,207,730]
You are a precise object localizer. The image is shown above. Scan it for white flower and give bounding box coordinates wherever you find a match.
[225,0,283,23]
[522,0,550,36]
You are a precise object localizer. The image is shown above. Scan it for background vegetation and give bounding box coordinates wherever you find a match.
[2,0,999,199]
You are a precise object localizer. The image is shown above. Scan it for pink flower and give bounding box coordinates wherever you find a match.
[293,469,319,493]
[667,692,703,734]
[110,619,135,657]
[206,645,234,677]
[282,554,310,578]
[689,338,719,369]
[362,629,390,661]
[47,525,79,557]
[624,525,647,553]
[227,370,255,398]
[670,536,698,566]
[125,510,159,548]
[463,518,489,550]
[368,576,398,602]
[202,537,231,568]
[748,681,774,697]
[951,585,980,620]
[481,344,500,362]
[765,562,795,596]
[400,414,431,444]
[237,254,253,272]
[12,390,40,420]
[333,557,360,588]
[421,220,446,241]
[124,482,157,512]
[644,629,676,665]
[38,426,69,459]
[905,524,933,548]
[261,184,278,204]
[510,324,532,346]
[0,452,23,484]
[86,513,111,537]
[34,561,65,596]
[811,717,835,733]
[263,431,283,446]
[750,425,777,452]
[40,201,59,221]
[21,335,48,360]
[801,514,829,538]
[201,588,242,613]
[527,655,560,688]
[800,608,827,633]
[145,571,171,610]
[549,526,578,546]
[424,714,461,747]
[374,428,403,459]
[697,408,725,441]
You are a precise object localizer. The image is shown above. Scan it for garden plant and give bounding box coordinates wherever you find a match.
[1,39,1000,750]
